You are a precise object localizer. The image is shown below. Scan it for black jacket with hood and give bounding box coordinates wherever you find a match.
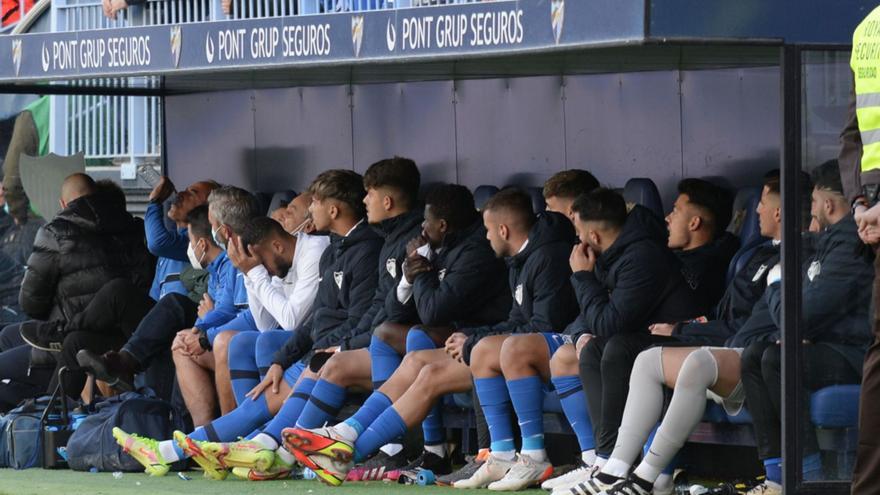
[385,220,511,329]
[733,215,872,372]
[339,208,424,351]
[272,221,383,369]
[19,190,154,322]
[673,242,780,346]
[676,232,740,314]
[461,211,578,363]
[564,205,701,342]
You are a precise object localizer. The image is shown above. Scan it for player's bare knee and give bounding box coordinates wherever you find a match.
[549,344,578,376]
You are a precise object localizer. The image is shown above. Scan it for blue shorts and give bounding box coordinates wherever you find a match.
[541,332,570,357]
[283,361,307,388]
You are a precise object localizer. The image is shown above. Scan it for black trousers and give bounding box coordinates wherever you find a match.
[0,339,52,412]
[579,332,678,456]
[121,292,197,368]
[51,278,158,398]
[741,341,861,460]
[0,322,25,351]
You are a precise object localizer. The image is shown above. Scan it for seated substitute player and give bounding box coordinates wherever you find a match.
[110,169,382,479]
[739,161,872,494]
[282,187,579,487]
[223,192,329,406]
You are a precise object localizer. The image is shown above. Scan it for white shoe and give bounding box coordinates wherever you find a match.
[454,454,516,489]
[543,463,597,491]
[550,464,600,495]
[744,481,782,495]
[652,477,673,495]
[488,454,554,491]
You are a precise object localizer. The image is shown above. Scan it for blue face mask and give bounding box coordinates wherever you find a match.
[212,226,226,251]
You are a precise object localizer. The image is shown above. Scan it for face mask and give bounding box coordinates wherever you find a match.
[212,226,226,251]
[2,204,8,215]
[187,243,205,270]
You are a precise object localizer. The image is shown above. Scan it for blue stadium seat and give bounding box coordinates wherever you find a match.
[267,190,297,214]
[543,390,563,414]
[725,187,767,285]
[623,178,664,218]
[528,187,546,213]
[473,185,499,210]
[811,384,861,428]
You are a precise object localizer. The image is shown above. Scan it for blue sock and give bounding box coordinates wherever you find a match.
[255,330,291,379]
[551,375,594,452]
[260,377,317,443]
[803,452,822,481]
[296,379,347,429]
[190,394,271,443]
[764,457,782,484]
[353,406,408,463]
[370,335,403,388]
[344,391,393,437]
[474,376,515,453]
[405,328,444,446]
[227,332,261,406]
[507,376,545,451]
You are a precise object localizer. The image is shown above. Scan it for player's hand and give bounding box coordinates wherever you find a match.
[445,332,467,362]
[197,293,214,318]
[247,364,284,399]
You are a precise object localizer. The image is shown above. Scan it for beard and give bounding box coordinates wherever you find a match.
[275,258,293,279]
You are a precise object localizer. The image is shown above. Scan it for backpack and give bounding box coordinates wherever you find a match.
[0,396,53,469]
[65,391,187,472]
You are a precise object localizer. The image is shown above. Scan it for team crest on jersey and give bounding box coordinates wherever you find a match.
[386,258,397,278]
[334,271,344,289]
[807,261,821,282]
[514,284,523,305]
[752,264,768,283]
[438,268,447,281]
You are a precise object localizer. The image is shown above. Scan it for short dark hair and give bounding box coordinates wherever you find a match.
[186,204,216,246]
[309,169,367,219]
[95,179,127,209]
[241,216,288,248]
[571,188,627,230]
[811,159,844,195]
[425,184,479,231]
[363,156,421,209]
[677,178,733,238]
[483,187,536,231]
[543,170,600,200]
[762,170,814,227]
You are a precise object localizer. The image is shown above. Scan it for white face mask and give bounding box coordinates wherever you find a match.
[187,242,205,270]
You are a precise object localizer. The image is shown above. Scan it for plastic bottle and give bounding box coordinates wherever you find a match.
[136,164,163,187]
[302,467,317,480]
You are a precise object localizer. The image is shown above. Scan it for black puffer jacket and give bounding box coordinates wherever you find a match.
[271,221,383,369]
[341,208,424,351]
[565,205,701,341]
[0,215,43,308]
[385,220,511,328]
[676,232,740,314]
[19,191,154,321]
[461,211,579,363]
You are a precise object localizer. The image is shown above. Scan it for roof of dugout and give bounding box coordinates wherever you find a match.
[0,0,872,95]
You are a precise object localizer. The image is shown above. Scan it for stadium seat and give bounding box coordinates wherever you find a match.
[255,192,273,215]
[725,187,767,285]
[623,178,664,218]
[473,185,499,210]
[267,190,297,213]
[811,384,861,428]
[528,187,546,213]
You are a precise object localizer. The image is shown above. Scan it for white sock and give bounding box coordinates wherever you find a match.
[602,458,631,479]
[766,481,782,489]
[251,433,278,450]
[633,462,663,484]
[158,440,182,463]
[380,443,404,457]
[595,456,608,469]
[654,473,674,491]
[492,450,516,461]
[335,422,359,442]
[581,449,597,466]
[276,446,296,465]
[521,449,548,463]
[425,443,446,458]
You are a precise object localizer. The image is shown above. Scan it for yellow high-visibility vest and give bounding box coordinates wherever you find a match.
[852,5,880,172]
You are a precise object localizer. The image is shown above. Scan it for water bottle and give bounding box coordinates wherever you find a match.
[70,412,87,430]
[136,163,163,188]
[302,467,317,480]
